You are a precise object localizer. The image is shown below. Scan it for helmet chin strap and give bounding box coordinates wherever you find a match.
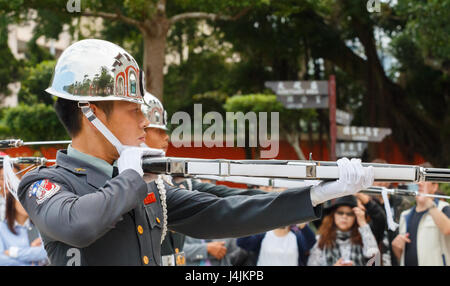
[79,103,125,155]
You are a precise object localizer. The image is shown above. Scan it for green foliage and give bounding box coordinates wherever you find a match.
[18,60,56,105]
[395,0,450,70]
[23,41,55,67]
[164,51,234,116]
[100,21,143,67]
[224,94,317,133]
[168,0,268,16]
[0,42,21,96]
[390,32,447,126]
[0,14,22,96]
[441,183,450,197]
[224,94,283,113]
[217,5,309,92]
[0,104,68,141]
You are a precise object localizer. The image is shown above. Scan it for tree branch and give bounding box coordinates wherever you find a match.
[169,7,250,25]
[81,10,143,28]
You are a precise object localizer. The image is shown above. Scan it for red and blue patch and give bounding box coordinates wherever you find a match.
[29,179,61,205]
[144,192,156,205]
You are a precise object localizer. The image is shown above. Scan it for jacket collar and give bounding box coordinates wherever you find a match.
[55,150,112,189]
[67,145,113,177]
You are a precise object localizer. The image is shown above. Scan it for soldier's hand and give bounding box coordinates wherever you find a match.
[310,158,374,206]
[207,241,227,260]
[117,146,165,177]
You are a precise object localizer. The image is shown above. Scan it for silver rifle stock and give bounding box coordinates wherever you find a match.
[141,157,450,183]
[0,139,71,149]
[192,175,322,188]
[2,154,449,184]
[193,175,450,200]
[0,156,56,165]
[361,186,450,200]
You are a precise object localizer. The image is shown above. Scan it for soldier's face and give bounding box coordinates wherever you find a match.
[99,101,149,148]
[144,128,169,152]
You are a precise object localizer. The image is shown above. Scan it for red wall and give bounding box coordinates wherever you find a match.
[166,139,425,164]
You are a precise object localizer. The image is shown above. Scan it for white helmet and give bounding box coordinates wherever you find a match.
[142,92,168,130]
[46,39,145,104]
[47,39,147,154]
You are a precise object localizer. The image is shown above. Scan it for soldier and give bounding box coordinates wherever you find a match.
[141,92,267,265]
[17,39,374,266]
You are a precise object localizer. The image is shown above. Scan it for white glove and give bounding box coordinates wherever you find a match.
[117,146,165,177]
[310,157,374,206]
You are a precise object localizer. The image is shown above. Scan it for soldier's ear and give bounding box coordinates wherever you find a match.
[89,103,108,121]
[89,103,99,116]
[79,105,103,133]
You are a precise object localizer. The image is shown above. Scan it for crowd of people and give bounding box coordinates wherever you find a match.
[1,159,448,266]
[0,161,48,266]
[181,171,450,267]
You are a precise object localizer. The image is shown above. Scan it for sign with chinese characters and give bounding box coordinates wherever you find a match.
[337,126,392,142]
[265,81,329,95]
[336,109,353,126]
[336,142,368,158]
[276,94,329,109]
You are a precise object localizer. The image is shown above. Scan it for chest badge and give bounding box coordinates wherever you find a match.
[144,192,156,205]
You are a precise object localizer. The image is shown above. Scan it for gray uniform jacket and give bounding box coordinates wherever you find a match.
[179,179,268,196]
[17,150,322,266]
[161,179,267,256]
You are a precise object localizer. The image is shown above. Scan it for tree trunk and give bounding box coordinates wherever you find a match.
[142,18,170,102]
[286,132,306,160]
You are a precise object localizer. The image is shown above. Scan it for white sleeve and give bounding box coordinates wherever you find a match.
[359,224,379,258]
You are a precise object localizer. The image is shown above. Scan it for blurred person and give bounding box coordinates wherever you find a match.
[392,163,450,266]
[0,161,21,222]
[183,236,246,266]
[364,159,414,266]
[355,193,386,244]
[307,196,378,266]
[435,189,448,202]
[237,223,316,266]
[0,193,48,265]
